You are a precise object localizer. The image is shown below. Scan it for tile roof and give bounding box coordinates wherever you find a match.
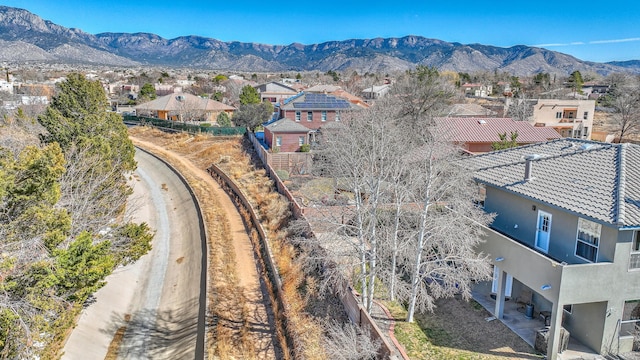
[264,118,311,133]
[135,93,235,112]
[461,139,640,227]
[436,117,561,144]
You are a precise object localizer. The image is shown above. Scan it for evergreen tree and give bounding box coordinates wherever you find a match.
[239,85,261,105]
[216,111,232,127]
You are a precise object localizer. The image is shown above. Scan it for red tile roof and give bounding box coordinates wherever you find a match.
[436,117,562,143]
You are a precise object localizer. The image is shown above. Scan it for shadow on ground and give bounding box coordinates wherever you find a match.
[101,299,199,359]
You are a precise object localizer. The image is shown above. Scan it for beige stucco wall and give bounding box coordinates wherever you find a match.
[531,99,595,140]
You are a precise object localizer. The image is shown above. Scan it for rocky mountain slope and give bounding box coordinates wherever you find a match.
[0,6,635,76]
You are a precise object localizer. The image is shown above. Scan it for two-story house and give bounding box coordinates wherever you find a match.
[531,99,595,140]
[263,92,363,152]
[254,81,299,105]
[462,139,640,359]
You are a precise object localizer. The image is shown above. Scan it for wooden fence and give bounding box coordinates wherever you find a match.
[246,131,401,359]
[247,132,313,175]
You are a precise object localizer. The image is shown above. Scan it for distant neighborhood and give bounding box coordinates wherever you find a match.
[2,38,640,360]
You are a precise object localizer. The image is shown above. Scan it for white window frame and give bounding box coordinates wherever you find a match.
[321,110,327,122]
[575,217,601,263]
[307,111,313,121]
[620,300,640,337]
[335,111,341,121]
[583,111,589,120]
[295,111,301,121]
[630,231,640,270]
[298,136,305,146]
[556,111,562,119]
[275,136,282,147]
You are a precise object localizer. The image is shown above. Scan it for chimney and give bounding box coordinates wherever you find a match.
[524,154,541,181]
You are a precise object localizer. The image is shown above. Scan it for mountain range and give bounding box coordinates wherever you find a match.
[1,5,638,76]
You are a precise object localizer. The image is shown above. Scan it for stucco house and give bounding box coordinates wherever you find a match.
[254,81,299,105]
[135,93,235,122]
[462,139,640,359]
[437,117,561,153]
[530,99,595,140]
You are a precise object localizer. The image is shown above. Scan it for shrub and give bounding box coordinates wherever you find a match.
[300,144,310,152]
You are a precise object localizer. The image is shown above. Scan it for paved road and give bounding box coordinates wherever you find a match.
[62,148,204,360]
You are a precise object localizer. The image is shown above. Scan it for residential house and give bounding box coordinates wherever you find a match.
[263,118,311,152]
[461,83,493,97]
[531,99,595,139]
[462,139,640,359]
[254,81,299,105]
[263,92,363,151]
[437,117,561,154]
[361,84,391,101]
[135,92,235,122]
[278,92,363,131]
[0,80,14,93]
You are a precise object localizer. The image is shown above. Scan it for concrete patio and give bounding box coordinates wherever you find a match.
[472,285,604,360]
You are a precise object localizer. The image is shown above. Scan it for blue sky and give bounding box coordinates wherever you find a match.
[5,0,640,63]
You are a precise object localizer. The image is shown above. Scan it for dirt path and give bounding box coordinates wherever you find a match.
[130,135,278,359]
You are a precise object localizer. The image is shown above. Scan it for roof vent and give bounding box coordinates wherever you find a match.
[176,95,185,101]
[478,119,487,125]
[523,154,541,181]
[579,143,595,151]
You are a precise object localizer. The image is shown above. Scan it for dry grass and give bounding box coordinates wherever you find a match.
[128,127,328,359]
[129,127,257,358]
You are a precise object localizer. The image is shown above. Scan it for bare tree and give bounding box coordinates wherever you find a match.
[309,67,493,323]
[505,93,534,122]
[322,320,380,360]
[608,75,640,142]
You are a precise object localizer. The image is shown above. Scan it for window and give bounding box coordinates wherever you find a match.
[556,112,562,119]
[620,300,640,337]
[335,111,341,121]
[275,136,282,147]
[321,111,327,121]
[563,304,573,314]
[307,111,313,121]
[583,111,589,120]
[298,136,305,145]
[630,231,640,269]
[295,111,301,121]
[575,218,601,262]
[583,127,589,138]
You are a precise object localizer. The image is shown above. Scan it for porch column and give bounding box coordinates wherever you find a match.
[494,267,507,319]
[547,302,562,360]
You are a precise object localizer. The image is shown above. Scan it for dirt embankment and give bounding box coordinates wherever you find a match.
[129,127,279,359]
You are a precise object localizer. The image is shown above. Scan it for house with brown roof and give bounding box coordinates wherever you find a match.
[135,92,235,122]
[437,117,562,154]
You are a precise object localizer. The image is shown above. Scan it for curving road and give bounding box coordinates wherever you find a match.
[62,148,205,360]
